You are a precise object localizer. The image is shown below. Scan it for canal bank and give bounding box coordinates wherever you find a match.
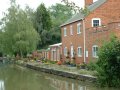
[17,61,97,82]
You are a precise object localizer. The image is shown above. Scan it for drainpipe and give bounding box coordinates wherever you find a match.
[83,18,86,63]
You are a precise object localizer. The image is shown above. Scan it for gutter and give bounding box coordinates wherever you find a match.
[83,18,86,63]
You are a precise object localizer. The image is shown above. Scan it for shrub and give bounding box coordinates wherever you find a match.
[97,36,120,87]
[87,61,97,71]
[76,62,87,69]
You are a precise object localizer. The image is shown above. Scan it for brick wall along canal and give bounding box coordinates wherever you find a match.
[0,65,119,90]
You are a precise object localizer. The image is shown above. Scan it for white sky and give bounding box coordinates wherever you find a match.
[0,0,84,19]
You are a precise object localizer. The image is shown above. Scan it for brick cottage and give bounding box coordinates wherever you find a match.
[60,0,120,64]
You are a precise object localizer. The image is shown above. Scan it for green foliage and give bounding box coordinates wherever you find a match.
[33,3,73,49]
[0,0,39,57]
[87,61,98,71]
[97,36,120,87]
[49,3,73,44]
[81,7,90,16]
[34,3,52,48]
[61,0,90,15]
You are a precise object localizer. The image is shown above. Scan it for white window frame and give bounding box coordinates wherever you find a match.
[64,47,67,56]
[70,25,73,35]
[92,18,101,27]
[64,27,67,36]
[93,0,98,3]
[77,23,81,34]
[77,47,82,57]
[92,45,98,58]
[71,45,74,58]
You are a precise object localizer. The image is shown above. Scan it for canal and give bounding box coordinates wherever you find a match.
[0,65,119,90]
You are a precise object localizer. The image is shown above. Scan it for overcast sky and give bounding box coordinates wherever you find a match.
[0,0,84,19]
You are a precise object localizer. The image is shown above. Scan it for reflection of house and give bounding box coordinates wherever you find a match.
[49,43,62,61]
[60,0,120,64]
[47,77,87,90]
[0,80,5,90]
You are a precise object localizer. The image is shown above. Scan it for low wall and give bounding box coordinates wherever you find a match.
[26,63,97,82]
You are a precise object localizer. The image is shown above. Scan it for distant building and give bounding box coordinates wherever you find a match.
[49,43,62,61]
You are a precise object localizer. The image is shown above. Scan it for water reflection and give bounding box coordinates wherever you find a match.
[0,80,5,90]
[0,65,119,90]
[46,77,87,90]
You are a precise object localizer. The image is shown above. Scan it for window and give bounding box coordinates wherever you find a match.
[64,28,67,36]
[77,23,81,34]
[71,45,74,58]
[77,47,82,57]
[92,18,101,27]
[64,47,67,56]
[70,25,73,35]
[92,45,98,58]
[93,0,98,3]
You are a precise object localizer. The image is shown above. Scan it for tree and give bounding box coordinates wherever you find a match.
[97,36,120,87]
[34,3,52,49]
[49,3,73,44]
[1,0,39,57]
[61,0,90,16]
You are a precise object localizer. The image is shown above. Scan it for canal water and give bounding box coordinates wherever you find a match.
[0,65,119,90]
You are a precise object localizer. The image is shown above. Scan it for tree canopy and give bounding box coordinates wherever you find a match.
[34,3,52,49]
[48,3,73,44]
[33,3,73,49]
[0,0,39,57]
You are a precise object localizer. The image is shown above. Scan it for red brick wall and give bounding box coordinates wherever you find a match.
[61,21,84,64]
[86,22,120,62]
[85,0,120,28]
[61,0,120,64]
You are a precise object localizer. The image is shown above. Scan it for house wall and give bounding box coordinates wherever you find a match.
[85,0,120,28]
[85,0,120,62]
[61,21,84,64]
[61,0,120,64]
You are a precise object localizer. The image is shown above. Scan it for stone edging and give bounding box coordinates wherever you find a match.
[26,63,97,82]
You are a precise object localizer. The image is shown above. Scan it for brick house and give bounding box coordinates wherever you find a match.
[60,0,120,64]
[49,43,62,61]
[41,48,51,60]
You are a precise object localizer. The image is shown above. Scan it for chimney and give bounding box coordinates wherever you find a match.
[85,0,93,7]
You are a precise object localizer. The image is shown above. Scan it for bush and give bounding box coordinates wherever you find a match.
[76,62,87,69]
[97,36,120,87]
[87,61,97,71]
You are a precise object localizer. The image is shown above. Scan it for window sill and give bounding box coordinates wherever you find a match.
[93,56,98,58]
[64,35,67,37]
[77,32,81,34]
[78,55,82,57]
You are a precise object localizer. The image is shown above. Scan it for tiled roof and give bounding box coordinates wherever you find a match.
[60,0,107,27]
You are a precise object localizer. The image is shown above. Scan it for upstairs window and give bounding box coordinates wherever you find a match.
[92,45,98,58]
[92,18,101,27]
[70,25,73,35]
[77,23,81,34]
[77,47,82,57]
[64,28,67,36]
